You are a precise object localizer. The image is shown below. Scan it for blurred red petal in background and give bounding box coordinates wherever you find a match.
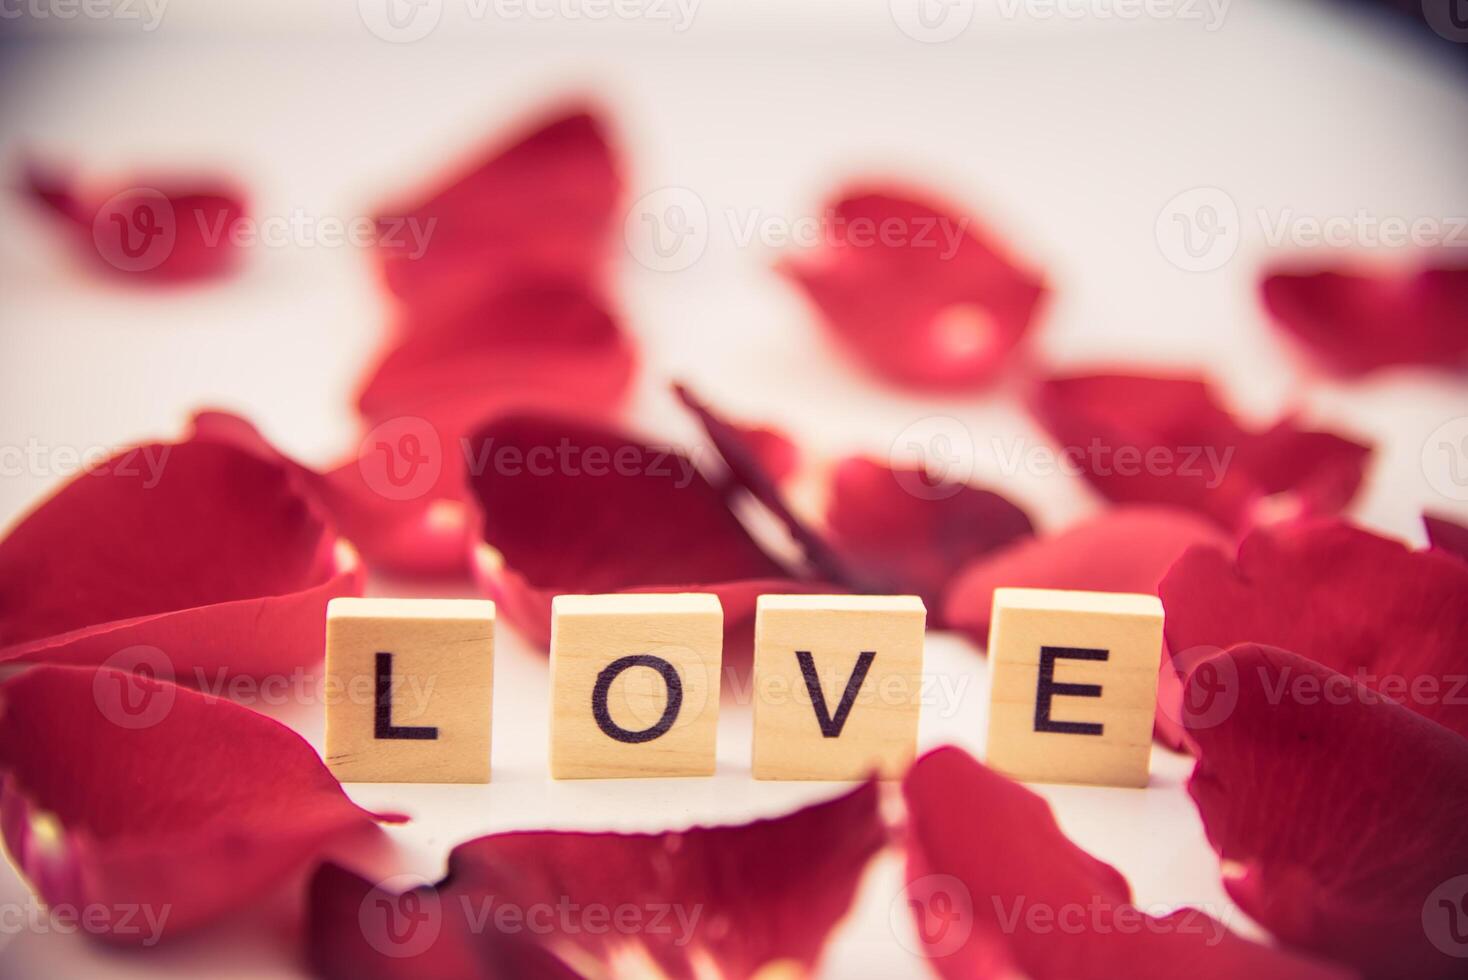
[191,411,474,578]
[1186,645,1468,980]
[943,505,1230,646]
[0,666,403,944]
[1160,519,1468,741]
[781,189,1047,391]
[464,414,820,653]
[903,746,1349,980]
[826,456,1033,616]
[1031,373,1371,531]
[1261,262,1468,376]
[355,281,637,504]
[308,782,884,979]
[372,106,622,323]
[1424,511,1468,563]
[0,433,361,681]
[24,162,247,283]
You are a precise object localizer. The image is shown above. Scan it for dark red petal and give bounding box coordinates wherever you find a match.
[1031,372,1371,531]
[0,665,402,943]
[732,423,799,484]
[24,162,247,283]
[190,411,473,578]
[1159,519,1468,739]
[676,384,859,587]
[781,188,1046,391]
[0,435,361,681]
[943,506,1230,645]
[1424,511,1468,563]
[826,456,1033,616]
[903,746,1349,980]
[1261,262,1468,376]
[373,106,621,322]
[464,414,813,652]
[308,782,884,979]
[1186,644,1468,980]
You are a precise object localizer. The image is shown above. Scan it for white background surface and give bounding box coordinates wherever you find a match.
[1,1,1466,976]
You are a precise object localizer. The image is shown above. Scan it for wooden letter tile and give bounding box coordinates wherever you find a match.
[752,594,926,780]
[549,593,722,779]
[985,588,1163,788]
[324,597,495,783]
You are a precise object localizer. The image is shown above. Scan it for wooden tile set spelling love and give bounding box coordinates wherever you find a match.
[323,588,1163,787]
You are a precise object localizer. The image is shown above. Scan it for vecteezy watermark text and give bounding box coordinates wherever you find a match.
[1156,186,1468,272]
[357,0,699,43]
[357,875,704,959]
[0,0,167,30]
[0,898,170,948]
[888,0,1227,44]
[885,416,1235,501]
[0,440,169,487]
[624,188,970,272]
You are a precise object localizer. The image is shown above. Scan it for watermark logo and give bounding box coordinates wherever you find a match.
[92,188,176,273]
[890,0,975,42]
[360,874,443,958]
[94,645,176,729]
[994,0,1228,29]
[888,416,976,501]
[1423,417,1468,503]
[1424,875,1468,958]
[358,0,443,41]
[1155,187,1240,272]
[359,416,444,502]
[894,875,974,958]
[1159,646,1238,733]
[1423,0,1468,42]
[1157,187,1468,271]
[625,187,709,272]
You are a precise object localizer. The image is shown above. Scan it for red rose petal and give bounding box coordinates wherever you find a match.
[1261,262,1468,376]
[0,665,403,943]
[943,506,1230,645]
[1185,644,1468,979]
[191,411,474,578]
[1031,372,1371,530]
[356,281,636,507]
[0,435,361,682]
[826,456,1034,615]
[1159,519,1468,739]
[360,283,634,434]
[676,384,857,587]
[903,746,1349,980]
[308,782,884,978]
[781,188,1047,391]
[1424,511,1468,563]
[24,161,247,283]
[373,106,621,322]
[464,414,817,652]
